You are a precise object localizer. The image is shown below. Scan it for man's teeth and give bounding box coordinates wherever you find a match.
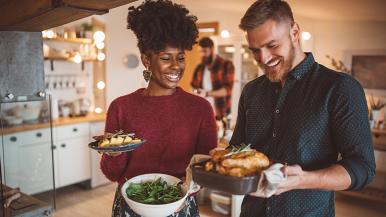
[266,59,280,67]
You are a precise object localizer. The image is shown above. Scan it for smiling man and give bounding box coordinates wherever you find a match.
[230,0,376,216]
[191,37,235,119]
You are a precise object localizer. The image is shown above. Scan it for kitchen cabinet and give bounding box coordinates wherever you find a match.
[53,122,91,188]
[54,137,91,187]
[0,0,138,31]
[2,129,54,195]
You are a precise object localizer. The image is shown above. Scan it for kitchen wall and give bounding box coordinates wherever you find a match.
[104,1,146,105]
[104,1,386,101]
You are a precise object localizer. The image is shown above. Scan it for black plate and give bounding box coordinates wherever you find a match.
[88,139,146,153]
[191,160,260,195]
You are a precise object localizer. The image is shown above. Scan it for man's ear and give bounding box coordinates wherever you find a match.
[290,22,301,43]
[141,53,150,69]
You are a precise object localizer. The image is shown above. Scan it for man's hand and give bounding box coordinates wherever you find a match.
[275,164,305,195]
[193,88,207,98]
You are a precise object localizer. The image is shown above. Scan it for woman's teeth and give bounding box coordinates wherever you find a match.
[165,74,180,82]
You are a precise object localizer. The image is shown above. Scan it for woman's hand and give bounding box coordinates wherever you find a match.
[104,151,122,157]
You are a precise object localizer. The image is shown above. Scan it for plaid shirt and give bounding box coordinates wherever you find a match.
[191,55,235,119]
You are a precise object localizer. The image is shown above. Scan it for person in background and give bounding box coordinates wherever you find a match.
[100,1,217,216]
[230,0,376,216]
[191,37,235,120]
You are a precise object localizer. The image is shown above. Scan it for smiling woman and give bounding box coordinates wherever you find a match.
[99,1,217,217]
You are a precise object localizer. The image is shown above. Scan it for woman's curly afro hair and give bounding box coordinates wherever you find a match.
[127,0,199,54]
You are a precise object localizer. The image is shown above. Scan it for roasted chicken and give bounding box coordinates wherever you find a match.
[205,145,270,177]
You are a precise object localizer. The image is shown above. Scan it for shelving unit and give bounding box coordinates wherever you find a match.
[43,37,97,70]
[44,56,96,62]
[43,37,93,44]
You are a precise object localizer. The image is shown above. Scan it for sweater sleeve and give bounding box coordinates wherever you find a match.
[196,101,218,154]
[100,100,129,182]
[331,76,376,190]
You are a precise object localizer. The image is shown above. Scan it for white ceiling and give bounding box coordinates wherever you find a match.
[179,0,386,22]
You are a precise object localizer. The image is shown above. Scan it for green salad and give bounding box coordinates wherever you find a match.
[126,177,184,204]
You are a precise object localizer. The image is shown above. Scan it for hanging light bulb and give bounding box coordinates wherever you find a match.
[301,31,312,41]
[97,52,106,61]
[93,31,105,42]
[73,53,82,64]
[96,41,105,49]
[95,107,102,114]
[97,81,106,90]
[221,30,230,38]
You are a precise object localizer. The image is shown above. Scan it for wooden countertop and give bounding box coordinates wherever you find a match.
[1,113,106,135]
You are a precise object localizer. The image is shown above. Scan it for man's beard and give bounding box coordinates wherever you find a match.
[264,43,295,83]
[203,55,213,65]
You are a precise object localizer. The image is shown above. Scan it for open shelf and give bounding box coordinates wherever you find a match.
[44,56,96,62]
[43,37,93,44]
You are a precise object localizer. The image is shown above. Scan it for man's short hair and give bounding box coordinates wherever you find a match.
[239,0,294,31]
[198,37,214,48]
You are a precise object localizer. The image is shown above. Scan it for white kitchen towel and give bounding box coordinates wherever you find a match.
[255,163,286,198]
[185,154,211,188]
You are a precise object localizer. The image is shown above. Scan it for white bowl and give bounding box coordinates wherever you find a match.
[121,173,188,217]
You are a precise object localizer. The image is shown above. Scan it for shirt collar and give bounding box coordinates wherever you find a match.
[289,52,315,80]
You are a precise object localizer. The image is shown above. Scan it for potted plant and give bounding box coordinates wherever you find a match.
[369,95,385,122]
[81,23,94,38]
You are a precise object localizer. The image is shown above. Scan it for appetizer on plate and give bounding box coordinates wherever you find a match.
[96,130,142,147]
[89,130,146,153]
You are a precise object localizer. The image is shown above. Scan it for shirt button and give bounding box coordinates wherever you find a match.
[275,109,279,114]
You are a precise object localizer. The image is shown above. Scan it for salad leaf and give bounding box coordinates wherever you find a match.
[126,177,184,204]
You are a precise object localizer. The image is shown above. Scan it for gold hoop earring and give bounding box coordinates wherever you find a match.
[143,67,152,82]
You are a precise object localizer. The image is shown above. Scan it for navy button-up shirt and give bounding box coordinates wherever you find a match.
[230,53,375,217]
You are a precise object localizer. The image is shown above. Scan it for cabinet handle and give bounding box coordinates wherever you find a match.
[61,144,66,148]
[10,136,17,142]
[52,145,57,150]
[73,128,78,132]
[36,132,42,137]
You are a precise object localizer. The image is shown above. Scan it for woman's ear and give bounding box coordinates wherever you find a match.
[141,53,150,69]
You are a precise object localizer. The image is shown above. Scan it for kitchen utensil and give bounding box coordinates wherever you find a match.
[12,104,41,122]
[120,173,190,217]
[191,160,260,195]
[88,139,146,153]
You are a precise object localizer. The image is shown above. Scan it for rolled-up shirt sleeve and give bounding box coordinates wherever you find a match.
[331,76,376,190]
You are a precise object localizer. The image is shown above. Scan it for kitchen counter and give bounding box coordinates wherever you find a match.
[1,113,106,135]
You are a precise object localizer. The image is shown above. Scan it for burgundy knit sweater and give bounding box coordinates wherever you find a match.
[100,87,217,185]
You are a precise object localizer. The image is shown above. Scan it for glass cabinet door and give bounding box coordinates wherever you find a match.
[1,97,54,216]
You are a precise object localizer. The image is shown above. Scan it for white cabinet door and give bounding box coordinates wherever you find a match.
[3,137,19,189]
[18,142,54,194]
[57,136,91,187]
[89,121,110,187]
